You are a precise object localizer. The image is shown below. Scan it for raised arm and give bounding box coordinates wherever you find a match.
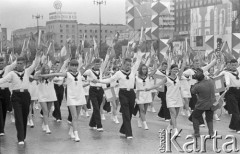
[98,71,120,84]
[60,58,70,73]
[27,50,41,74]
[202,58,217,72]
[132,50,143,74]
[5,60,17,73]
[178,55,187,79]
[100,48,110,72]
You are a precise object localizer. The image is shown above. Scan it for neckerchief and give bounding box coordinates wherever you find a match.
[15,71,25,81]
[92,69,100,79]
[121,70,131,80]
[168,76,177,85]
[229,70,239,80]
[161,70,166,75]
[45,79,49,84]
[139,75,147,85]
[0,70,5,78]
[70,72,79,81]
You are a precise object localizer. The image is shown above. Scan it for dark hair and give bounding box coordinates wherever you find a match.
[112,65,119,71]
[162,62,167,66]
[230,59,238,64]
[17,57,25,62]
[123,58,132,64]
[196,68,203,73]
[93,58,101,64]
[170,64,178,70]
[54,61,60,65]
[69,59,79,66]
[138,64,148,76]
[0,57,4,62]
[40,65,50,75]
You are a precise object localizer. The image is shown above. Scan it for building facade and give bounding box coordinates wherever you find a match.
[77,24,127,44]
[174,0,222,39]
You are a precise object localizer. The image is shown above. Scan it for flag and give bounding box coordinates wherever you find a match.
[75,44,80,59]
[93,37,99,58]
[220,41,234,61]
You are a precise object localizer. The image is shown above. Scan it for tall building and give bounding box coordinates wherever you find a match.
[0,28,8,50]
[77,24,128,44]
[174,0,222,39]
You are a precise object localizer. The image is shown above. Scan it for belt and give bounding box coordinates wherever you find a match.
[0,87,8,90]
[230,87,240,90]
[119,88,133,91]
[90,86,102,90]
[12,89,28,93]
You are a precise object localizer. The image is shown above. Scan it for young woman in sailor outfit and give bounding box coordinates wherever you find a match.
[39,59,86,142]
[135,64,152,130]
[37,65,57,134]
[147,57,186,135]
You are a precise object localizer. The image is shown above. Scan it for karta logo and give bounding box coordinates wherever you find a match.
[159,129,239,153]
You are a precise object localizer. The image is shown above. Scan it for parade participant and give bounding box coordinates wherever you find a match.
[83,50,109,132]
[109,65,120,124]
[146,56,186,135]
[39,59,87,142]
[36,64,57,134]
[0,50,40,145]
[190,68,216,137]
[95,50,142,139]
[154,62,170,121]
[52,61,65,122]
[0,57,17,136]
[219,59,240,133]
[27,66,39,128]
[180,66,192,117]
[135,64,152,130]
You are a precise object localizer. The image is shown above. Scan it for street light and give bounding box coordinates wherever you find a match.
[93,0,106,55]
[32,14,43,35]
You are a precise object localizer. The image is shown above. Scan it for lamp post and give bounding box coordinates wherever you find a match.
[93,0,106,54]
[32,14,43,35]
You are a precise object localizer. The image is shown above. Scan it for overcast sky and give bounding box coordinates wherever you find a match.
[0,0,126,39]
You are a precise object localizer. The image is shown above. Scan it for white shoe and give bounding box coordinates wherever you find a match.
[67,120,72,124]
[29,119,34,128]
[74,131,80,142]
[214,114,220,121]
[27,120,31,126]
[97,128,104,132]
[165,119,170,122]
[56,119,62,122]
[127,136,133,139]
[69,127,75,139]
[101,114,106,120]
[11,115,15,123]
[18,141,24,145]
[151,107,156,113]
[143,121,149,130]
[42,123,46,132]
[114,116,119,124]
[186,110,191,117]
[45,125,51,134]
[0,133,5,136]
[181,110,186,116]
[237,131,240,134]
[85,112,90,117]
[89,127,97,130]
[137,119,142,128]
[80,110,84,116]
[51,106,54,112]
[200,124,205,127]
[35,103,39,110]
[40,114,43,118]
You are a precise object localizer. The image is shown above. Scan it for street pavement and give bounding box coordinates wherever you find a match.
[0,97,240,154]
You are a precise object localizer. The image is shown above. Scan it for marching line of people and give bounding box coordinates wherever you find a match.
[0,46,239,146]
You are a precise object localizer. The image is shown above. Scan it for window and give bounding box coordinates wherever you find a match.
[79,30,82,33]
[72,25,75,28]
[79,35,82,38]
[60,29,63,33]
[66,29,69,33]
[105,30,107,33]
[85,30,87,33]
[60,35,63,38]
[60,40,63,43]
[85,35,87,38]
[90,35,92,38]
[95,35,97,38]
[110,31,112,33]
[60,24,62,28]
[66,25,69,28]
[72,35,75,39]
[90,30,92,33]
[72,29,75,33]
[95,30,97,33]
